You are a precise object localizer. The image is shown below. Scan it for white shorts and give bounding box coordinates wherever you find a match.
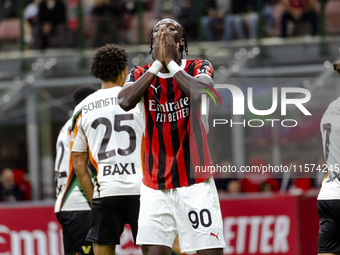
[136,177,226,254]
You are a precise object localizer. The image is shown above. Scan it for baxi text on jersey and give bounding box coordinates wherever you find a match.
[103,163,136,176]
[83,97,119,114]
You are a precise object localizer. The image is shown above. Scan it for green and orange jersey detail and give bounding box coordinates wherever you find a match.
[59,109,92,211]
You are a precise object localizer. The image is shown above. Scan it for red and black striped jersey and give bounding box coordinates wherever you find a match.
[125,59,214,190]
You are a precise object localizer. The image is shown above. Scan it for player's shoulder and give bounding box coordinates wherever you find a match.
[330,97,340,107]
[126,64,151,83]
[129,64,151,74]
[324,97,340,112]
[188,58,213,66]
[186,58,214,78]
[187,59,214,72]
[321,97,340,120]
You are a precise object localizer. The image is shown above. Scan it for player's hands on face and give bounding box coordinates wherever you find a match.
[153,25,165,64]
[162,28,181,65]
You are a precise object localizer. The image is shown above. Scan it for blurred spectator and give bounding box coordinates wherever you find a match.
[152,0,198,41]
[173,0,198,41]
[214,159,238,192]
[292,178,312,190]
[224,0,259,40]
[281,156,313,193]
[324,0,340,35]
[12,169,31,200]
[227,179,242,194]
[120,0,137,44]
[123,0,155,44]
[241,158,271,192]
[0,0,21,21]
[280,0,318,37]
[201,0,230,41]
[280,156,299,191]
[0,168,24,202]
[91,0,124,47]
[213,160,245,194]
[24,0,41,49]
[153,0,176,19]
[259,178,280,192]
[262,0,277,36]
[119,0,153,44]
[288,178,313,194]
[34,0,68,49]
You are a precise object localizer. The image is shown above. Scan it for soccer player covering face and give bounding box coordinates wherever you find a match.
[55,86,96,255]
[317,63,340,255]
[71,44,144,255]
[118,19,226,255]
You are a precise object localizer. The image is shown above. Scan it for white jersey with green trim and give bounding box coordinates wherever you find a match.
[54,118,91,212]
[318,97,340,200]
[71,87,144,199]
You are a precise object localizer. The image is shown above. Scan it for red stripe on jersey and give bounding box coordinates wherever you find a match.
[192,106,213,181]
[174,81,188,187]
[143,104,151,187]
[150,112,160,185]
[143,103,160,187]
[160,80,174,189]
[146,78,163,188]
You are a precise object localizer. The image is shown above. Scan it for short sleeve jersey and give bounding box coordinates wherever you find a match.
[71,87,144,199]
[54,118,91,212]
[318,97,340,200]
[125,59,214,190]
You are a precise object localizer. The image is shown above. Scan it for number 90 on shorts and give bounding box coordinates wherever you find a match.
[136,177,226,253]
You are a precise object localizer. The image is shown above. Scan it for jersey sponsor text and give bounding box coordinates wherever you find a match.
[103,163,136,176]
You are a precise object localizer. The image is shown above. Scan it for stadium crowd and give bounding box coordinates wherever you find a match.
[0,0,339,50]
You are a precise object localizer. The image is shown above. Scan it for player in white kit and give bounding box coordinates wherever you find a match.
[71,44,144,255]
[317,63,340,255]
[55,86,96,255]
